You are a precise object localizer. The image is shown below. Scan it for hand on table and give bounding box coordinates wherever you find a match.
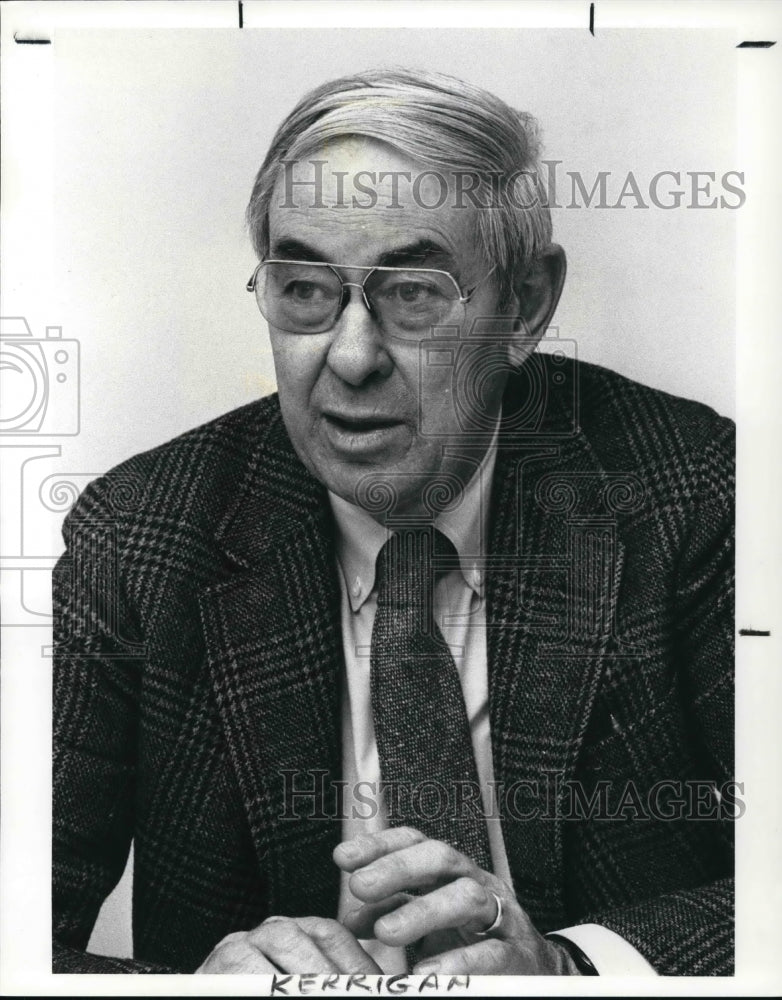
[334,826,580,975]
[195,915,383,974]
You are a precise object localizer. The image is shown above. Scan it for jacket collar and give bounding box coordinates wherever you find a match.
[214,407,331,569]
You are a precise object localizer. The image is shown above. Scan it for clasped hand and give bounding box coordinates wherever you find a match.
[196,827,578,975]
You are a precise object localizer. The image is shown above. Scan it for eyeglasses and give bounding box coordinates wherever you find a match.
[246,259,496,339]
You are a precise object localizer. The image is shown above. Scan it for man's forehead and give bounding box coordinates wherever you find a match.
[278,135,439,201]
[267,136,480,270]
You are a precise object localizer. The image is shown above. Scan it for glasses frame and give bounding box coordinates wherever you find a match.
[245,258,497,334]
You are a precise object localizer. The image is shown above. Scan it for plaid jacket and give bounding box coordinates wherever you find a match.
[53,356,735,974]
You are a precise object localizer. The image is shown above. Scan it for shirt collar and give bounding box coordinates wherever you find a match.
[328,425,499,613]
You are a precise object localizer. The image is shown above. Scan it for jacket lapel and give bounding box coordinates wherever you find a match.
[198,407,344,918]
[487,359,625,931]
[196,359,627,928]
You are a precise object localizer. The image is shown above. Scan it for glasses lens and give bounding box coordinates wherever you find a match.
[256,262,342,333]
[365,269,460,338]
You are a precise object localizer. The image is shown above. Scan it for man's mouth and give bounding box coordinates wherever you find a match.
[324,413,403,432]
[322,411,408,455]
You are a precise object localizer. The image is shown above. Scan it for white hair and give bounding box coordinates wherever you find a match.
[246,68,553,306]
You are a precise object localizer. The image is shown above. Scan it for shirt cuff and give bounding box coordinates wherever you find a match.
[550,923,658,975]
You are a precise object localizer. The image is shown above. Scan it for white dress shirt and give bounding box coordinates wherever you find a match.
[327,443,655,976]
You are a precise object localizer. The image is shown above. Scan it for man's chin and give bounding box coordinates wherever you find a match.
[321,466,442,521]
[301,430,450,517]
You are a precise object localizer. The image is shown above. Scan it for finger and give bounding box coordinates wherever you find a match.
[372,878,503,947]
[341,892,413,938]
[197,935,279,974]
[295,917,383,973]
[248,917,341,973]
[333,827,427,872]
[414,938,516,975]
[349,839,478,903]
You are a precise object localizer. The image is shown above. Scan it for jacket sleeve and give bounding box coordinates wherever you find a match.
[578,417,736,975]
[52,475,179,974]
[52,942,174,974]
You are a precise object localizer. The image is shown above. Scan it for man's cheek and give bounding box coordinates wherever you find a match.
[416,385,461,441]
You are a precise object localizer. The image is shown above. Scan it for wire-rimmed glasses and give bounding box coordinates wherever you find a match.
[246,259,496,339]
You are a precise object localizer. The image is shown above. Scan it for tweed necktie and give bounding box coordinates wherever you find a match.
[370,525,492,872]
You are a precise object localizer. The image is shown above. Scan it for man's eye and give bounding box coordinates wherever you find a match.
[284,281,328,301]
[383,281,442,303]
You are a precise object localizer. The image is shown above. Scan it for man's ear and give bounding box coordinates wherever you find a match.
[509,244,567,346]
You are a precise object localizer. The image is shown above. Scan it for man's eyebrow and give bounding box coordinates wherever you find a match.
[270,238,325,262]
[376,240,458,273]
[270,237,459,275]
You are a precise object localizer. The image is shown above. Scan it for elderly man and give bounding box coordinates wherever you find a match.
[53,69,734,976]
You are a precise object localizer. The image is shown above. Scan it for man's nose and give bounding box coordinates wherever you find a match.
[326,285,393,386]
